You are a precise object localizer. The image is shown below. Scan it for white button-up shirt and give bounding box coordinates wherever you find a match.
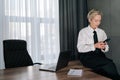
[77,25,109,53]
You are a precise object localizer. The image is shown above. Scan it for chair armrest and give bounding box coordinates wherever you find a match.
[33,62,42,65]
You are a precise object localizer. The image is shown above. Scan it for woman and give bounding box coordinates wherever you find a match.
[77,9,120,80]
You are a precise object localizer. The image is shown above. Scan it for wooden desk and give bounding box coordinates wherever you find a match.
[0,61,111,80]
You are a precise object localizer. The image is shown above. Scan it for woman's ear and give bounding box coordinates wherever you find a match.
[88,19,91,23]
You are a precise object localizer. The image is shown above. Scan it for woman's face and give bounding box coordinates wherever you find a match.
[89,15,101,29]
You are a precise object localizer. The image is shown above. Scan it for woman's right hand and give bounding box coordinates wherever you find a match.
[94,42,106,49]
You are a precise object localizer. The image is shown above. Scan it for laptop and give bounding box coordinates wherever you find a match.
[39,51,71,72]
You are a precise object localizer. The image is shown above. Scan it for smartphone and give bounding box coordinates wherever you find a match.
[103,38,110,43]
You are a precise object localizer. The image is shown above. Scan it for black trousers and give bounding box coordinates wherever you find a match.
[79,51,120,80]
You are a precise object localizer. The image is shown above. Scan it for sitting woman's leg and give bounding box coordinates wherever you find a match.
[79,52,120,80]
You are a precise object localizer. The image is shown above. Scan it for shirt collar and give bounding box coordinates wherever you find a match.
[88,25,98,32]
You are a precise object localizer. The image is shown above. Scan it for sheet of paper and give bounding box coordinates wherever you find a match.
[67,69,83,76]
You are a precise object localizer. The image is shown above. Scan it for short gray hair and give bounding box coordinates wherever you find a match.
[87,9,103,20]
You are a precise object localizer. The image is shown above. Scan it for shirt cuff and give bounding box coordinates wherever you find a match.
[101,44,109,52]
[91,44,96,51]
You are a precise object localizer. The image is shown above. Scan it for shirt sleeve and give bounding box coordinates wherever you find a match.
[101,30,109,53]
[101,44,109,52]
[77,30,95,53]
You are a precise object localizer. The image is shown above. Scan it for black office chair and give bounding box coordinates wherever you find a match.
[3,39,34,68]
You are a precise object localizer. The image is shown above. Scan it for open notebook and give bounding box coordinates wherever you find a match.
[39,51,71,72]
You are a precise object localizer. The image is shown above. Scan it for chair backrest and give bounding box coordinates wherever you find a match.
[3,39,33,68]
